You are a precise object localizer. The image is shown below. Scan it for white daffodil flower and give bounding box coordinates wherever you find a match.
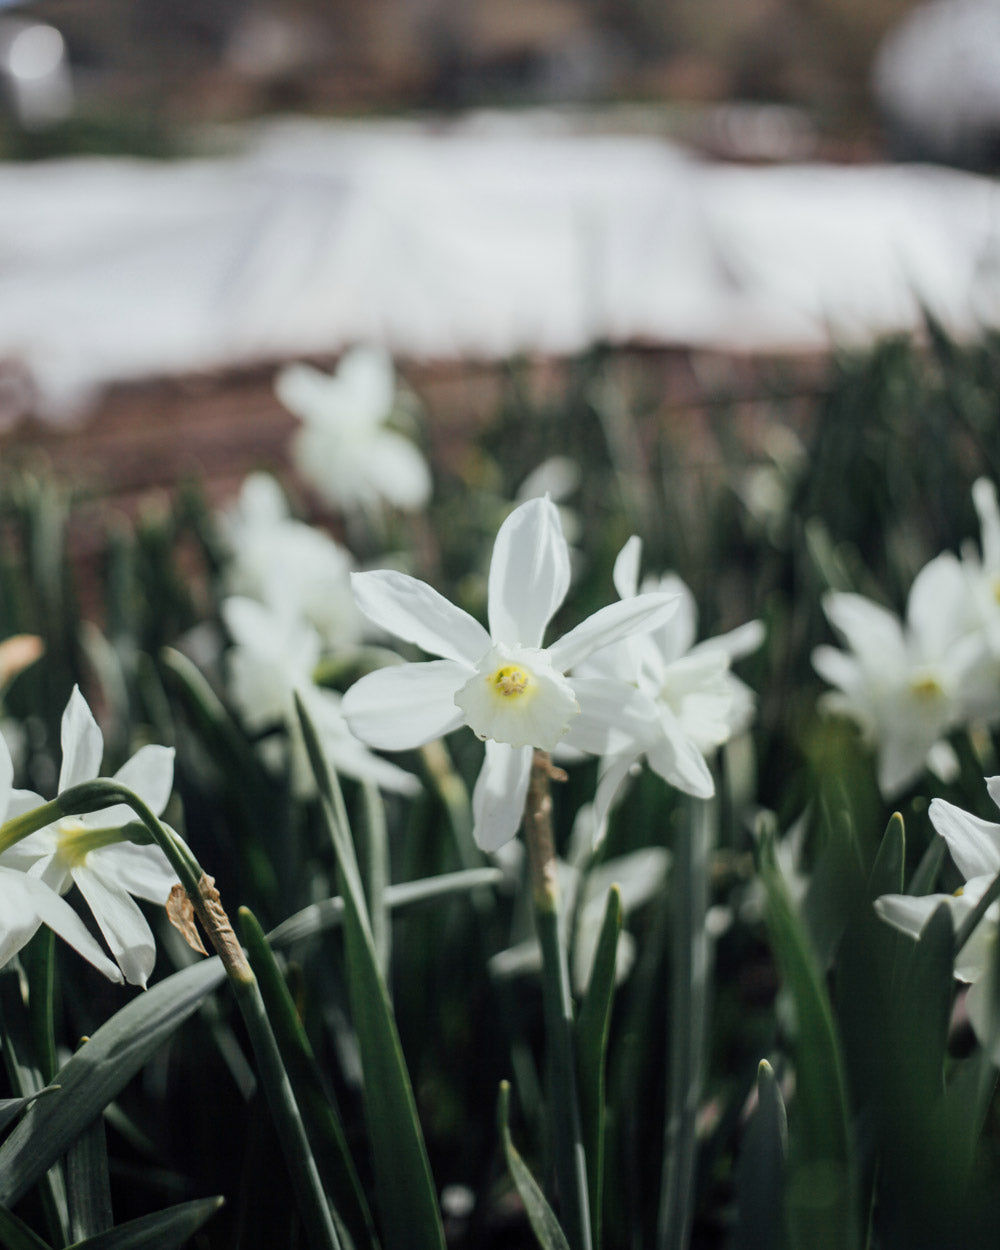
[222,596,420,799]
[875,777,1000,1063]
[276,347,432,514]
[220,472,363,648]
[812,553,992,798]
[959,478,1000,705]
[5,687,178,988]
[0,733,124,983]
[579,537,764,840]
[342,496,679,851]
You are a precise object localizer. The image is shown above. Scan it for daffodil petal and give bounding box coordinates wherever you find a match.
[592,751,640,845]
[89,841,178,904]
[488,497,570,649]
[612,536,642,601]
[929,796,1000,879]
[59,686,103,792]
[366,432,433,511]
[351,571,489,664]
[562,678,654,755]
[72,865,157,988]
[646,708,716,799]
[97,745,175,826]
[472,740,532,852]
[548,592,678,672]
[343,661,466,750]
[1,869,123,983]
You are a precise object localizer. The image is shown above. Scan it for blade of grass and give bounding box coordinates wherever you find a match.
[574,885,622,1248]
[497,1082,571,1250]
[297,693,445,1250]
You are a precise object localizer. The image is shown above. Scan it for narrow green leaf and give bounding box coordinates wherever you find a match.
[0,1205,52,1250]
[239,907,378,1250]
[0,959,225,1208]
[358,782,391,981]
[574,885,622,1248]
[0,1088,59,1135]
[66,1196,224,1250]
[868,813,905,899]
[758,832,858,1250]
[497,1082,571,1250]
[66,1112,113,1242]
[734,1060,788,1250]
[297,695,445,1250]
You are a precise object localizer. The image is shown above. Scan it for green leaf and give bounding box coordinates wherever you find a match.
[66,1196,224,1249]
[357,782,391,980]
[497,1082,571,1250]
[66,1112,113,1242]
[574,885,621,1248]
[297,695,445,1250]
[239,907,378,1250]
[0,1088,59,1135]
[734,1060,788,1250]
[0,1206,52,1250]
[868,813,905,899]
[758,831,858,1250]
[0,958,225,1208]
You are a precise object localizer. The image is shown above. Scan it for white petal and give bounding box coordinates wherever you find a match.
[59,686,103,792]
[701,619,766,662]
[342,661,466,750]
[821,593,906,672]
[472,741,532,852]
[646,709,716,799]
[548,592,679,672]
[98,745,175,826]
[488,497,570,648]
[73,866,157,988]
[812,645,863,694]
[873,891,949,941]
[90,841,178,904]
[613,536,642,600]
[908,553,972,657]
[562,677,655,755]
[0,869,123,982]
[350,570,489,665]
[365,432,432,510]
[973,478,1000,570]
[928,797,1000,879]
[592,752,640,844]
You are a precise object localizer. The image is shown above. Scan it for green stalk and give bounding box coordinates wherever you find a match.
[523,752,593,1250]
[657,798,712,1250]
[24,928,57,1085]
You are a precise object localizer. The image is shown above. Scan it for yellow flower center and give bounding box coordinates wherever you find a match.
[910,675,943,701]
[491,665,533,698]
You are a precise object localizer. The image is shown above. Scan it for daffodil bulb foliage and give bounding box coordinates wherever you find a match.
[0,687,180,988]
[342,496,679,852]
[275,346,432,515]
[876,777,1000,1065]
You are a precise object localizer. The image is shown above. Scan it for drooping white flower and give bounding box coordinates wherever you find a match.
[5,687,178,987]
[875,776,1000,1063]
[959,479,1000,702]
[578,537,764,839]
[222,596,420,799]
[812,553,992,797]
[220,472,363,648]
[0,733,124,983]
[276,347,432,514]
[342,497,679,851]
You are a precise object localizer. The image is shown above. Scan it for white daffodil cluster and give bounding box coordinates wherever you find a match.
[578,536,764,840]
[813,477,1000,798]
[275,346,432,516]
[0,686,180,988]
[342,496,762,852]
[217,472,423,800]
[876,777,1000,1064]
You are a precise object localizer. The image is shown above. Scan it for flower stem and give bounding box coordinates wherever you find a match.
[523,751,593,1250]
[657,797,712,1250]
